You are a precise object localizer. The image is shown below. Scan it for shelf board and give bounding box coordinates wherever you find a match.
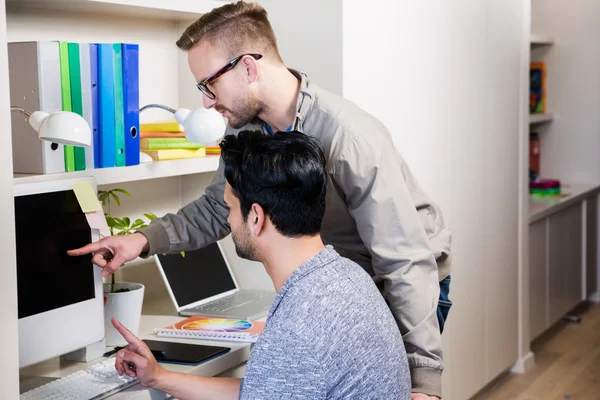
[6,0,231,20]
[13,155,220,186]
[530,34,554,46]
[529,113,554,125]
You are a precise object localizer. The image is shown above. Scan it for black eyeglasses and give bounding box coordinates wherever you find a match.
[196,53,263,100]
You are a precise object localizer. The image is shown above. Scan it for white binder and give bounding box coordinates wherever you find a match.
[8,41,65,174]
[79,43,95,170]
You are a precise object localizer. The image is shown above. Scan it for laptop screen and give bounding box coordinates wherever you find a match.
[156,243,237,308]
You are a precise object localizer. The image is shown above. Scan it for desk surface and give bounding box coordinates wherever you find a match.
[20,314,253,399]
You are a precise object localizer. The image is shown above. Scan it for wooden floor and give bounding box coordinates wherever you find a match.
[472,303,600,400]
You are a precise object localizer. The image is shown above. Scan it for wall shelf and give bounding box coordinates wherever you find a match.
[529,113,553,125]
[530,34,554,46]
[13,156,220,186]
[5,0,230,20]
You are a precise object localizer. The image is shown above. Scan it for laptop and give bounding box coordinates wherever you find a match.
[154,242,276,320]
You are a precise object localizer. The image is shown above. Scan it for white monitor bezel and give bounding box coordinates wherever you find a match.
[14,175,104,368]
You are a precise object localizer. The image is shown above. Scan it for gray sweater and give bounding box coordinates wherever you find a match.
[239,246,411,399]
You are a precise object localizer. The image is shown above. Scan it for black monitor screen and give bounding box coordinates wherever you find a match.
[15,189,94,319]
[157,243,236,307]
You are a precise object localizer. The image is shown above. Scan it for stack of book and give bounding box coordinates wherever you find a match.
[140,121,221,160]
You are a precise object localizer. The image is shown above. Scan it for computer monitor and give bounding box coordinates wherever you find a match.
[14,176,104,368]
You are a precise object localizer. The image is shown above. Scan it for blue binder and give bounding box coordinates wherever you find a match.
[98,43,116,168]
[122,43,140,166]
[90,44,100,168]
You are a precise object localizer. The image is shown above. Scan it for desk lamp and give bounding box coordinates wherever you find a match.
[11,107,92,146]
[139,104,226,144]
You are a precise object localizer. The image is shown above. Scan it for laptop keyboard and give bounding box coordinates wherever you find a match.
[200,292,269,312]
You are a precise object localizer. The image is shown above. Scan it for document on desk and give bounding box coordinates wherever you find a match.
[155,316,265,343]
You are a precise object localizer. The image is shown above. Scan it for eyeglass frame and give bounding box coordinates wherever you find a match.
[196,53,263,100]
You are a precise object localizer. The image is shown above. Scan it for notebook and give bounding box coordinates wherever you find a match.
[154,242,276,320]
[154,316,265,343]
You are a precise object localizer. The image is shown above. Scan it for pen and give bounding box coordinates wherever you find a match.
[103,346,125,358]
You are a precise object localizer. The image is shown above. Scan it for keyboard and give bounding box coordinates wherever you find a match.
[20,357,138,400]
[201,291,269,312]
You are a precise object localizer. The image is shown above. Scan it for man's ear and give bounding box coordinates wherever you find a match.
[242,55,260,83]
[249,203,266,236]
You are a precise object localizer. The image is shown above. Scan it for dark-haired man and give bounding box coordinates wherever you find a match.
[111,131,411,399]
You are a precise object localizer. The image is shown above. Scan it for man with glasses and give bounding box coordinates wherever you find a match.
[69,2,451,398]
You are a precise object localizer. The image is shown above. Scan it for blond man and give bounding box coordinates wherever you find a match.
[70,2,452,398]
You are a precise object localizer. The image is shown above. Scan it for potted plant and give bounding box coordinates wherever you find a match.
[98,188,156,347]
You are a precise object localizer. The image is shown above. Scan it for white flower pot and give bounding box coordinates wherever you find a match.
[103,282,145,347]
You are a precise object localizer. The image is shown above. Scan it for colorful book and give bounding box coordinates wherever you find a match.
[206,147,221,155]
[140,138,203,150]
[112,43,126,167]
[59,41,75,172]
[67,42,87,171]
[154,316,265,343]
[89,43,101,169]
[98,43,116,168]
[141,147,207,161]
[530,62,546,114]
[140,131,186,139]
[122,43,140,166]
[140,121,183,133]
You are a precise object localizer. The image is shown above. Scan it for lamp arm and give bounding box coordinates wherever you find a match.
[139,104,177,114]
[11,107,32,118]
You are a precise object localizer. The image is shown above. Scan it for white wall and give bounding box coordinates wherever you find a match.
[343,1,524,398]
[532,0,600,184]
[0,0,21,396]
[261,0,343,95]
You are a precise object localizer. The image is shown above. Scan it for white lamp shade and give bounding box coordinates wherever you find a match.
[29,110,92,146]
[174,107,226,144]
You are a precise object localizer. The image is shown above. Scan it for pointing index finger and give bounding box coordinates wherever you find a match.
[111,318,153,359]
[67,242,103,257]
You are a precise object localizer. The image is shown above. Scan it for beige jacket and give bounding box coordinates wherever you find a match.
[141,71,452,397]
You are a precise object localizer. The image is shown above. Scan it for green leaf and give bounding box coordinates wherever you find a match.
[122,217,131,227]
[109,192,121,206]
[98,192,109,205]
[112,218,127,229]
[112,188,132,197]
[144,212,157,221]
[116,231,128,236]
[106,216,117,228]
[131,219,145,228]
[133,224,148,232]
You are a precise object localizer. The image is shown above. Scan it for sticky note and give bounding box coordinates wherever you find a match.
[85,210,109,231]
[72,181,102,213]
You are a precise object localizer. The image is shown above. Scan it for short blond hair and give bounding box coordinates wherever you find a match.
[176,1,282,62]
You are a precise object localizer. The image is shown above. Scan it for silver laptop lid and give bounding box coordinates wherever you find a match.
[154,242,240,313]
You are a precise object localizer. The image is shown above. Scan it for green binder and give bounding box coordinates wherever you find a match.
[59,42,75,172]
[112,43,126,167]
[68,43,86,171]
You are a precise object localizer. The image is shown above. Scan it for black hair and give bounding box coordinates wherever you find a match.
[220,130,327,237]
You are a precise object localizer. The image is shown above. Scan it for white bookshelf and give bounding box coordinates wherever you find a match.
[5,0,230,20]
[530,33,554,46]
[13,156,220,186]
[529,112,553,125]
